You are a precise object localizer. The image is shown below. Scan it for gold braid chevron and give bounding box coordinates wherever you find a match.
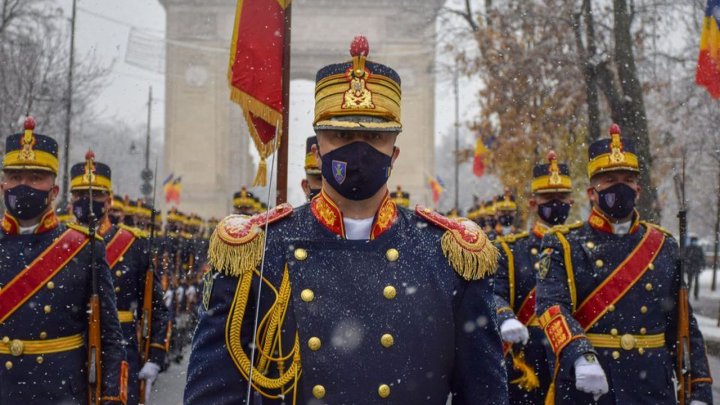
[225,264,301,398]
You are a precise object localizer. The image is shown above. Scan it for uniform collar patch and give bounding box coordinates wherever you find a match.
[587,207,640,235]
[1,210,58,236]
[311,189,398,240]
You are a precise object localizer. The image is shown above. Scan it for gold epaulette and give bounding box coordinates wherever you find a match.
[549,221,583,235]
[180,231,193,240]
[415,205,498,280]
[640,221,674,237]
[502,231,530,244]
[65,222,104,241]
[118,223,148,239]
[208,204,293,277]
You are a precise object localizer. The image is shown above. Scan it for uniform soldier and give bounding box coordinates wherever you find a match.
[123,198,137,227]
[302,135,323,201]
[494,151,575,404]
[535,124,713,404]
[109,194,125,225]
[495,189,518,237]
[0,118,127,404]
[484,199,499,240]
[69,158,169,405]
[233,187,256,215]
[389,185,410,208]
[184,35,506,404]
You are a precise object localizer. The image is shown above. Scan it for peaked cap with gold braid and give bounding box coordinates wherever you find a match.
[531,151,572,194]
[587,123,639,178]
[314,35,402,132]
[3,117,59,174]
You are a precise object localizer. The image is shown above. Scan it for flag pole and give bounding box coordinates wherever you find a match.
[276,3,292,205]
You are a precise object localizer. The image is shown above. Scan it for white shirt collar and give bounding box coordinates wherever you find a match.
[343,217,374,240]
[19,224,39,235]
[613,220,632,235]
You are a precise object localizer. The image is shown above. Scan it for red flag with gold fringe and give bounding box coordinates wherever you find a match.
[228,0,291,186]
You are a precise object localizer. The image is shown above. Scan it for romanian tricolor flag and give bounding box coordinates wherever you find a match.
[428,176,444,206]
[473,138,489,177]
[164,175,182,205]
[228,0,291,185]
[697,0,720,99]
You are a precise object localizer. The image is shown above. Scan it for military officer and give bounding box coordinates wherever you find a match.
[302,135,323,201]
[483,199,499,240]
[389,185,410,208]
[535,124,713,404]
[184,35,506,404]
[494,151,575,404]
[109,194,125,225]
[0,117,127,404]
[232,187,256,215]
[495,189,518,237]
[69,157,169,405]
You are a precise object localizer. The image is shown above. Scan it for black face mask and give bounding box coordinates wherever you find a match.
[320,141,393,201]
[108,214,122,225]
[487,218,498,229]
[537,199,571,226]
[72,197,106,225]
[4,185,51,220]
[596,183,637,220]
[307,188,321,201]
[498,214,514,227]
[124,216,135,227]
[476,218,486,228]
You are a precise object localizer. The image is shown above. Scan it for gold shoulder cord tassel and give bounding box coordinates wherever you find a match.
[207,228,264,278]
[510,349,540,392]
[225,265,301,399]
[441,229,499,280]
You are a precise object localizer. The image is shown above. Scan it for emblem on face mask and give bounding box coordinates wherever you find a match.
[542,206,552,218]
[604,193,616,208]
[332,160,347,184]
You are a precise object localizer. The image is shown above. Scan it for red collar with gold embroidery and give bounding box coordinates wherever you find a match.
[310,189,398,240]
[587,207,640,234]
[531,222,551,238]
[1,210,58,235]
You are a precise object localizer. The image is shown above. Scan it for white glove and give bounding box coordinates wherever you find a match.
[690,401,707,405]
[574,354,608,401]
[500,318,529,345]
[138,361,161,382]
[143,378,153,404]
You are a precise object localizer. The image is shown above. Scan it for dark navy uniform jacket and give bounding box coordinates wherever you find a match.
[184,192,507,405]
[0,212,127,404]
[103,222,169,405]
[494,223,555,404]
[536,209,713,404]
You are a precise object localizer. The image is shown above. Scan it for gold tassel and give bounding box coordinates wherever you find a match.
[441,230,499,280]
[207,228,264,277]
[544,382,555,405]
[510,350,540,392]
[253,157,268,187]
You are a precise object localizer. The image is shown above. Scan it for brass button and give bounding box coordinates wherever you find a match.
[648,263,655,270]
[47,281,55,289]
[595,259,604,268]
[645,283,653,291]
[9,339,24,356]
[312,385,326,399]
[383,286,397,300]
[308,337,321,351]
[43,305,52,314]
[36,356,44,364]
[586,241,595,249]
[115,270,123,277]
[640,327,647,335]
[620,334,636,350]
[114,287,121,293]
[640,306,648,314]
[5,361,12,370]
[294,248,308,261]
[39,332,47,339]
[378,384,391,398]
[301,289,315,302]
[385,248,399,262]
[612,351,620,360]
[608,304,616,312]
[638,348,645,355]
[380,334,394,348]
[118,256,124,263]
[610,328,618,336]
[530,248,538,255]
[2,336,9,344]
[534,262,540,270]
